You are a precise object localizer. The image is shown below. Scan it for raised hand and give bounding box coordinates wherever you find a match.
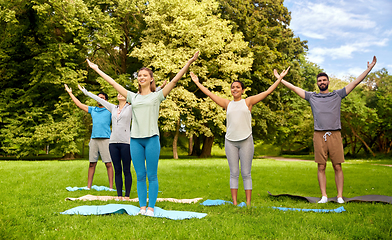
[367,56,377,69]
[274,66,291,79]
[78,84,85,92]
[64,84,72,93]
[274,69,280,79]
[190,72,199,83]
[86,59,99,70]
[189,51,199,63]
[160,80,167,89]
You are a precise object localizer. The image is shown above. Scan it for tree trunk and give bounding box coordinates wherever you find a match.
[63,153,76,159]
[82,140,85,158]
[191,135,201,156]
[172,119,180,159]
[188,135,193,156]
[347,122,376,157]
[199,136,214,158]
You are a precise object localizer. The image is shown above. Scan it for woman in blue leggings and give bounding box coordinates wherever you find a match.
[87,51,199,216]
[190,67,289,206]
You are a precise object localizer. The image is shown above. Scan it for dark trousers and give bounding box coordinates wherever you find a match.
[109,143,132,197]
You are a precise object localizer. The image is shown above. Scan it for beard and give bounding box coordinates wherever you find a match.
[318,83,329,91]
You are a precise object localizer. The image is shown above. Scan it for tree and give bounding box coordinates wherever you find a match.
[275,56,320,154]
[216,0,307,143]
[0,0,149,158]
[363,69,392,154]
[340,79,377,157]
[0,0,94,157]
[130,0,253,158]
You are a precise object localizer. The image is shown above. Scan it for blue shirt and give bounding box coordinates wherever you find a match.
[88,106,112,139]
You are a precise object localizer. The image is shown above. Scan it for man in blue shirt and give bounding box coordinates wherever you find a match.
[65,84,113,189]
[280,56,377,203]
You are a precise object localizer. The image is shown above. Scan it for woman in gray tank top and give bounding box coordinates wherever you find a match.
[190,67,290,206]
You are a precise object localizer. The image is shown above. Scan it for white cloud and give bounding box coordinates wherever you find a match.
[286,0,392,77]
[306,54,325,64]
[347,67,365,77]
[289,1,376,39]
[307,38,388,65]
[384,29,392,37]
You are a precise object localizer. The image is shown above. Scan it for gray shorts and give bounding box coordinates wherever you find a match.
[89,138,112,163]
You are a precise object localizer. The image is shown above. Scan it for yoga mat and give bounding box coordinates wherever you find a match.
[272,206,346,213]
[200,199,247,207]
[60,204,207,220]
[66,194,202,204]
[66,185,116,192]
[268,191,392,204]
[200,199,344,213]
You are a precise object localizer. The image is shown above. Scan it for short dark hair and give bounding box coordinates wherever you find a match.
[316,72,329,80]
[98,92,108,100]
[231,80,245,89]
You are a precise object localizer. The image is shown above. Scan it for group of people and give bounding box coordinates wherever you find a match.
[65,51,377,214]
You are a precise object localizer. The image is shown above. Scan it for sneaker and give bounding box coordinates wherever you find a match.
[137,209,146,215]
[318,196,328,203]
[145,209,154,217]
[337,197,345,204]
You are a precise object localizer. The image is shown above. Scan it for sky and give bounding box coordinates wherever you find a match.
[283,0,392,79]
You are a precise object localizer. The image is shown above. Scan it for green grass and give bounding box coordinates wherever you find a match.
[0,158,391,239]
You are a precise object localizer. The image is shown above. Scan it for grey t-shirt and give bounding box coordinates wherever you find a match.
[305,88,347,131]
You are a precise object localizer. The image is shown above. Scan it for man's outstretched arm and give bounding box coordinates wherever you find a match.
[281,80,306,99]
[64,84,89,113]
[345,56,377,95]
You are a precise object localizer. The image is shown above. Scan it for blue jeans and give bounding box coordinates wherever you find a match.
[130,135,160,208]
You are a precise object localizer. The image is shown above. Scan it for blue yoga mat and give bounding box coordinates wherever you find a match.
[66,185,116,192]
[272,206,346,213]
[201,199,345,213]
[200,199,247,207]
[61,204,207,220]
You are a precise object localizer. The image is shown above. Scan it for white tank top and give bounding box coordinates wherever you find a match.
[225,99,252,141]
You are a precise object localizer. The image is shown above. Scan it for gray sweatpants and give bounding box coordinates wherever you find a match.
[225,135,254,190]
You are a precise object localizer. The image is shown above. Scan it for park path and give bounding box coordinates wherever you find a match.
[262,156,392,167]
[261,156,311,162]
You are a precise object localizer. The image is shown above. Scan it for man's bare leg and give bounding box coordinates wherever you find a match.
[317,163,328,203]
[105,162,114,189]
[88,162,97,189]
[333,163,344,198]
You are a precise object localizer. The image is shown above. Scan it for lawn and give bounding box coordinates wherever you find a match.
[0,158,391,239]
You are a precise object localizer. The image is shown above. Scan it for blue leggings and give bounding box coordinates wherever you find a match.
[109,143,132,197]
[130,135,160,208]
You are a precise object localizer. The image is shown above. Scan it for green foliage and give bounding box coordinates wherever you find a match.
[274,57,322,153]
[362,69,392,154]
[130,0,253,155]
[216,0,307,142]
[0,0,143,157]
[0,0,93,157]
[1,0,389,158]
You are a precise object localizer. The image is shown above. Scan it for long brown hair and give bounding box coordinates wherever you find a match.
[138,67,156,93]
